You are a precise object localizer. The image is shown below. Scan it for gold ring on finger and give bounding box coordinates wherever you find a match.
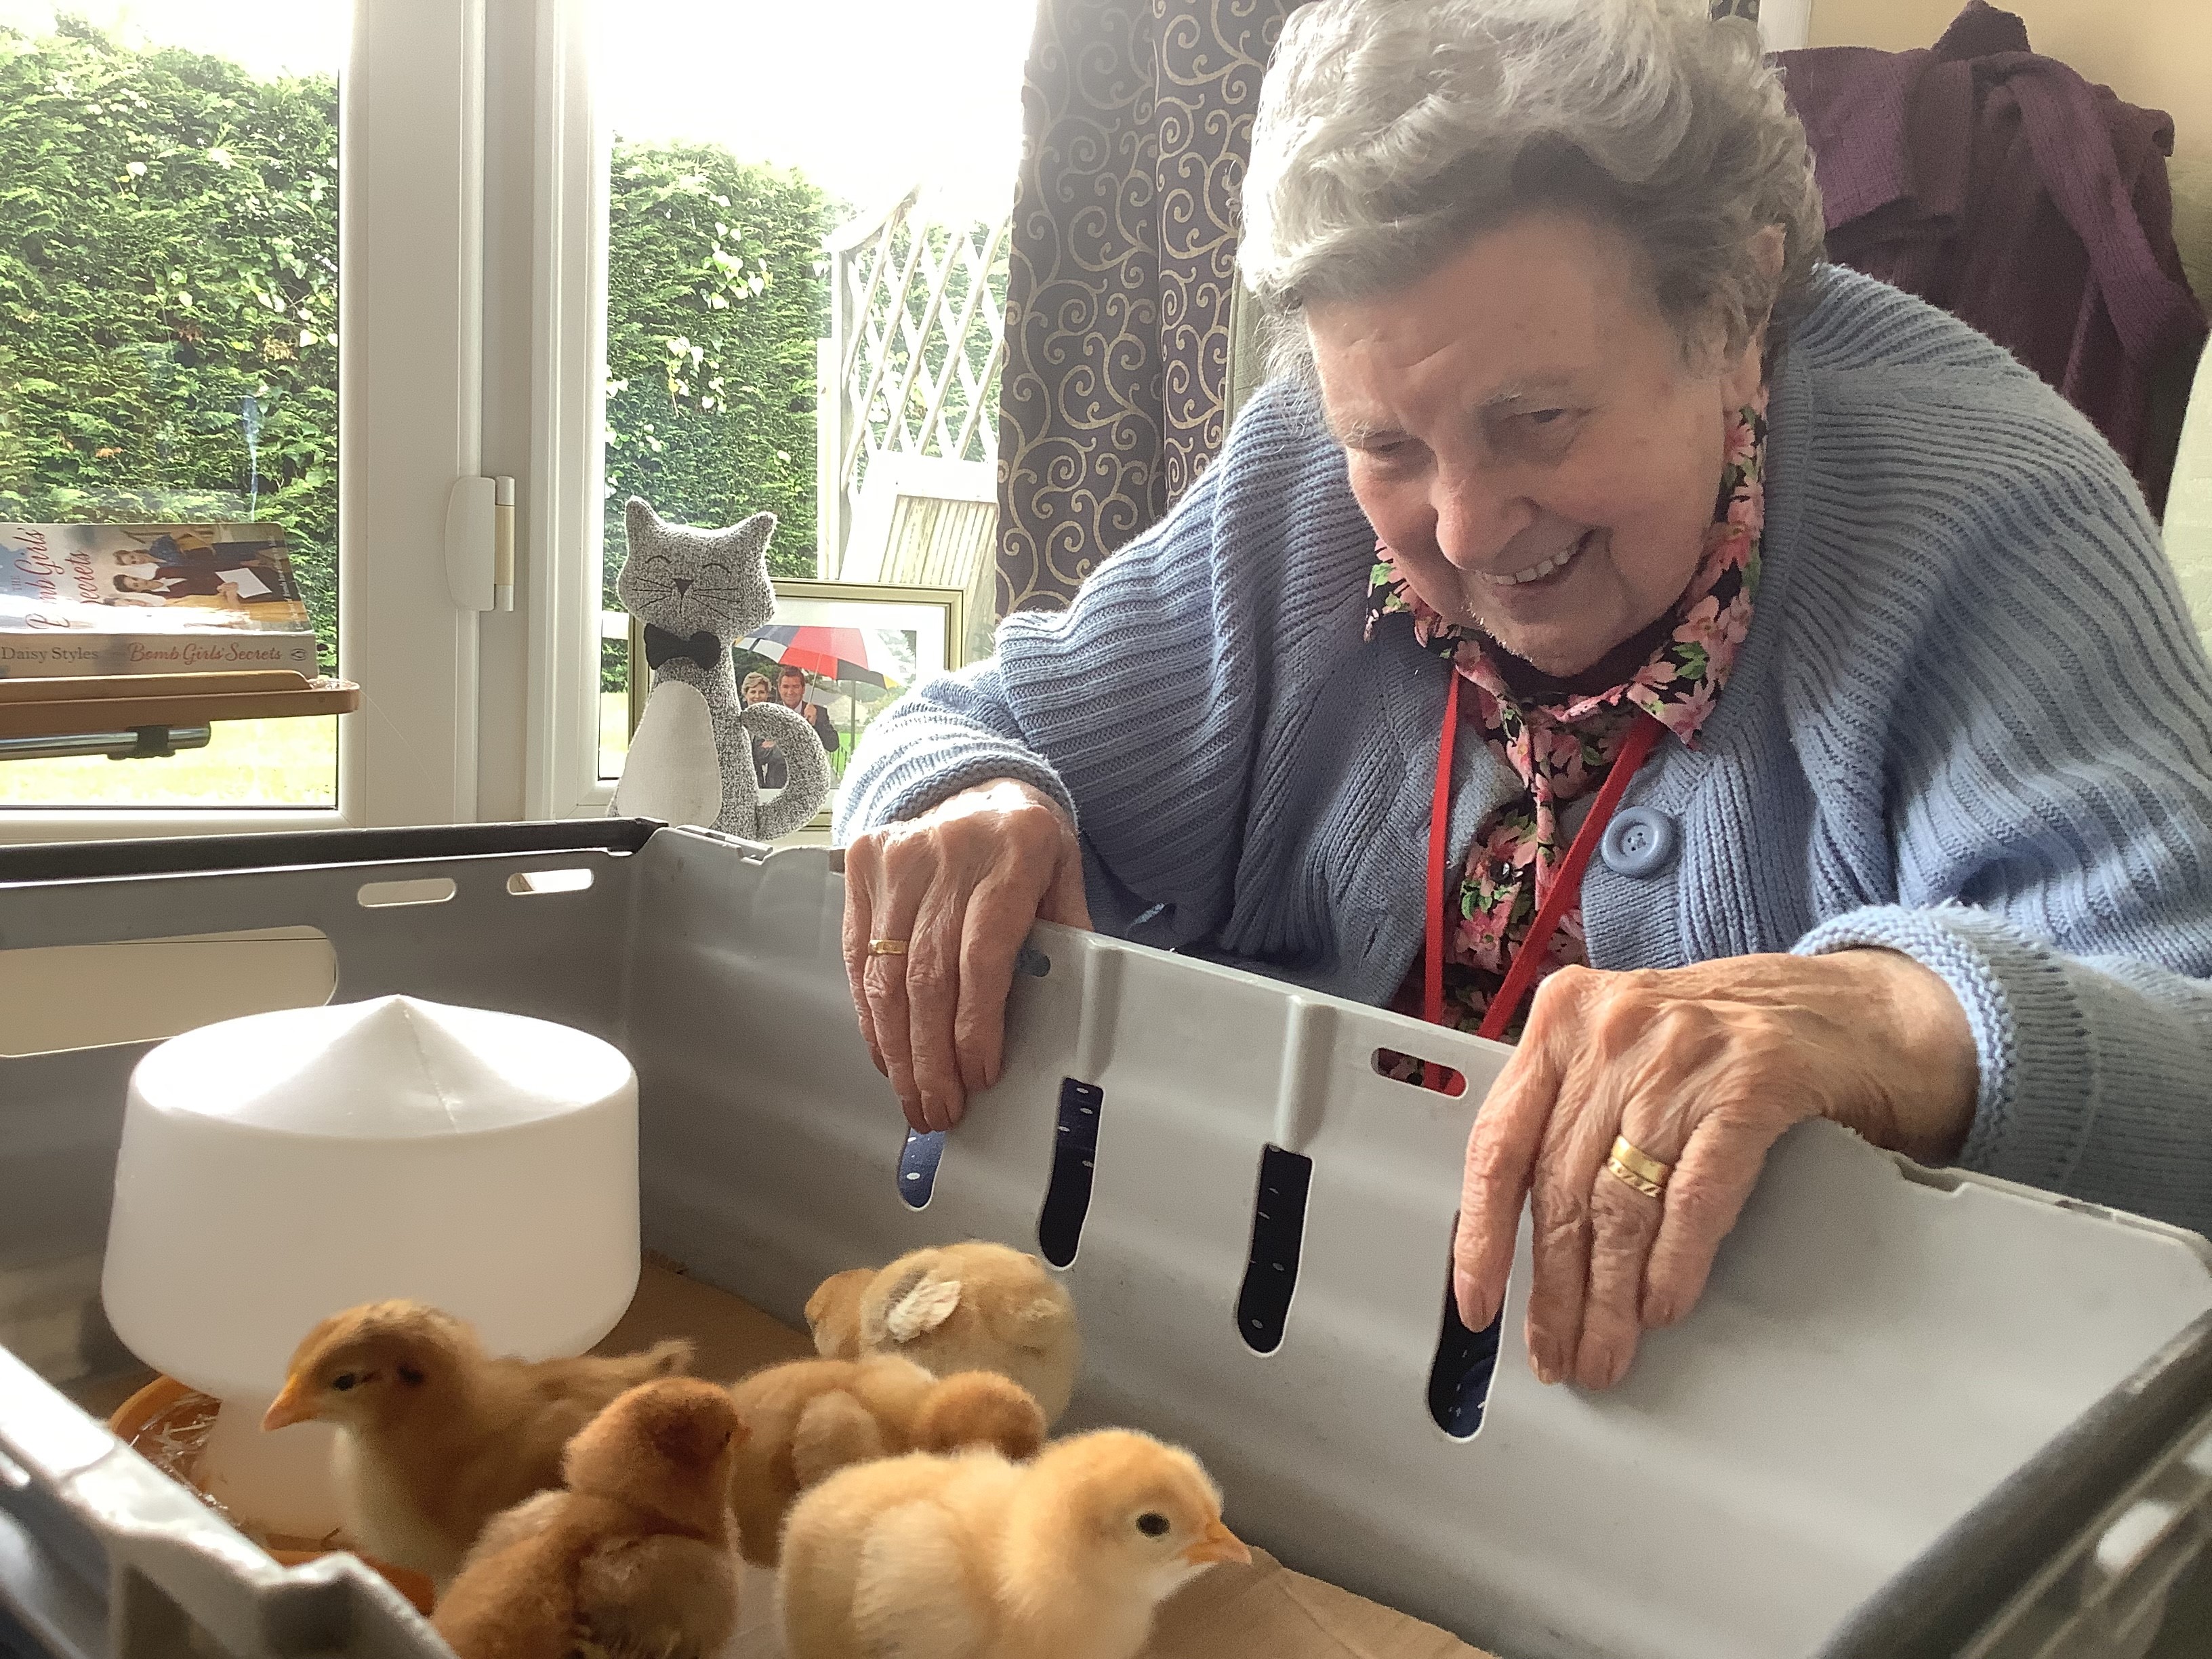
[1605,1134,1673,1200]
[867,939,910,956]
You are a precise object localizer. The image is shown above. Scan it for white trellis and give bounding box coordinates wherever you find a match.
[816,188,1011,577]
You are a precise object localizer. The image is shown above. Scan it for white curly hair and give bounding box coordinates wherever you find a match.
[1240,0,1824,378]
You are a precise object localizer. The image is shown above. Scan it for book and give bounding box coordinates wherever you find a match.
[0,522,322,679]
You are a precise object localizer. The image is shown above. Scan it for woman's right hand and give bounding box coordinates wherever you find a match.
[842,779,1092,1133]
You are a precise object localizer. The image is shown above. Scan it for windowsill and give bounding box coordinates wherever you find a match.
[0,807,352,846]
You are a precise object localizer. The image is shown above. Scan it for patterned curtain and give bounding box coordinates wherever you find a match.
[996,0,1293,617]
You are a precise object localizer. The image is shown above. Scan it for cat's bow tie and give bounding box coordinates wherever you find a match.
[642,623,724,671]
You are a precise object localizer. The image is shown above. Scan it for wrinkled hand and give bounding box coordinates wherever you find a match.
[1452,950,1978,1389]
[842,780,1092,1133]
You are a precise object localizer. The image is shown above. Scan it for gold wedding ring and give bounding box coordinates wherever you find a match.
[1605,1134,1673,1201]
[867,939,909,957]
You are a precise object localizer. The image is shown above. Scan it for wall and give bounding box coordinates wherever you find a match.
[1808,0,2212,297]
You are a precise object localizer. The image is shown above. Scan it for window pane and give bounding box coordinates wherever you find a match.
[592,0,1031,785]
[0,3,345,808]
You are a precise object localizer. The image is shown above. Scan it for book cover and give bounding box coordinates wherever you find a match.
[0,523,321,679]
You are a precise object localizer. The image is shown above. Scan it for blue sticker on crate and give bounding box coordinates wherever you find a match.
[1036,1078,1103,1268]
[897,1128,945,1209]
[1428,1281,1502,1438]
[1236,1145,1313,1354]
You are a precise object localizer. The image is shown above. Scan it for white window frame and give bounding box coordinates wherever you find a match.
[0,0,492,843]
[519,0,615,822]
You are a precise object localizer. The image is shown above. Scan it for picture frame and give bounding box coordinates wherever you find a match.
[628,579,968,832]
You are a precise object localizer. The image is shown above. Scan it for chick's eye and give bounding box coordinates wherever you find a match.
[1136,1512,1170,1538]
[331,1373,356,1391]
[398,1364,425,1386]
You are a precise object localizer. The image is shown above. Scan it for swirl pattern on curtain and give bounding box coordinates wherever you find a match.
[996,0,1291,617]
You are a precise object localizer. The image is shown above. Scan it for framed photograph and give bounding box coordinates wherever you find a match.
[628,579,967,832]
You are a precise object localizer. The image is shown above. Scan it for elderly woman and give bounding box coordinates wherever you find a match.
[835,0,2212,1392]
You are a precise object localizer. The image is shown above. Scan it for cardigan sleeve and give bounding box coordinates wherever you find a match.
[1792,419,2212,1238]
[834,384,1342,939]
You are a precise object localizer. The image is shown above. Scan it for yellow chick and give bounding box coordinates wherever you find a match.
[803,1242,1081,1425]
[803,1268,875,1362]
[261,1300,692,1586]
[433,1377,745,1659]
[779,1428,1248,1659]
[726,1351,1046,1566]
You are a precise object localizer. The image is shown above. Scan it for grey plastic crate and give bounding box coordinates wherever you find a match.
[2,821,2210,1659]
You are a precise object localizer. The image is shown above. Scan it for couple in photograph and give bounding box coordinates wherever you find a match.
[106,533,300,609]
[742,663,838,790]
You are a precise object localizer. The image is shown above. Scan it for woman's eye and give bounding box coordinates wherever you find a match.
[1500,407,1582,456]
[1354,440,1418,470]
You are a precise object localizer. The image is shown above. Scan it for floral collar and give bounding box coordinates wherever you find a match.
[1364,394,1767,1032]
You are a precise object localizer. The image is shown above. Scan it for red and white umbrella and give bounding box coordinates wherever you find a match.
[734,625,906,690]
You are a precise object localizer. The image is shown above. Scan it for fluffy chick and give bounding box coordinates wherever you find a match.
[779,1428,1247,1659]
[433,1377,745,1659]
[803,1268,875,1362]
[262,1300,692,1586]
[726,1352,1046,1566]
[803,1242,1081,1425]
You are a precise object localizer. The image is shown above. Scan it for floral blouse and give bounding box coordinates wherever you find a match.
[1364,393,1769,1036]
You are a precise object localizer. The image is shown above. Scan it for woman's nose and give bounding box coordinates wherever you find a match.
[1432,470,1532,572]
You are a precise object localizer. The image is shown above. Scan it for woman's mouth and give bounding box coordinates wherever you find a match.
[1483,531,1593,588]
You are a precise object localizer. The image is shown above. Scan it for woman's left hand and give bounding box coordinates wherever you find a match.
[1452,949,1979,1389]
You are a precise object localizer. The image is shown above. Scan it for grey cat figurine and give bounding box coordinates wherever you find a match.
[610,497,832,840]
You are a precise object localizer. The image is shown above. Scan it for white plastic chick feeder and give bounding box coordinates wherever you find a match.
[101,996,640,1539]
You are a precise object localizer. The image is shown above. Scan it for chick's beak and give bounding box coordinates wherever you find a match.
[1181,1520,1250,1566]
[261,1378,317,1431]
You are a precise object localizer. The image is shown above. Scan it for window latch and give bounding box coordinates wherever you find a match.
[443,476,516,611]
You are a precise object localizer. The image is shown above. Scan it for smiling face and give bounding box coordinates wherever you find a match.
[1306,210,1765,680]
[615,501,779,644]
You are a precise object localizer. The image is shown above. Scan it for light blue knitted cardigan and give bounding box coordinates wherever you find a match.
[838,268,2212,1239]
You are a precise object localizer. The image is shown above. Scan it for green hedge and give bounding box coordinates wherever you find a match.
[602,143,835,689]
[0,17,340,666]
[0,19,834,690]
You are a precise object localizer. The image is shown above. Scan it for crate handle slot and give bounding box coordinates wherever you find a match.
[0,928,335,1059]
[1427,1250,1504,1439]
[1370,1047,1468,1098]
[1036,1078,1103,1269]
[506,867,594,896]
[356,878,457,908]
[897,1128,945,1210]
[1235,1145,1313,1355]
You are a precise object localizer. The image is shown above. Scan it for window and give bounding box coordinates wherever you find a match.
[0,0,489,839]
[569,0,1035,804]
[1,0,1040,836]
[0,2,344,809]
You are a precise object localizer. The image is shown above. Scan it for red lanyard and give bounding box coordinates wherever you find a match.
[1424,672,1665,1051]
